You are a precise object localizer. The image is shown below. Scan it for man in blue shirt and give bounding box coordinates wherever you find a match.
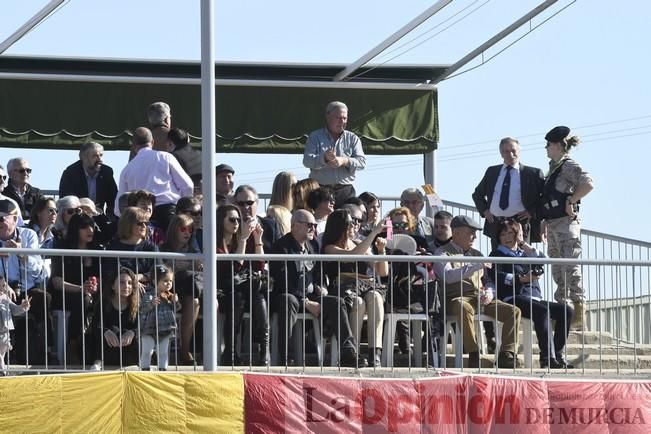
[303,101,366,208]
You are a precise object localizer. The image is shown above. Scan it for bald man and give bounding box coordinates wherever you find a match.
[270,209,367,367]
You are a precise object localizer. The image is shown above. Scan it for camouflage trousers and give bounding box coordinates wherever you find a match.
[546,216,584,303]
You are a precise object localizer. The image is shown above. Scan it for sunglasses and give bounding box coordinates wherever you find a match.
[135,220,149,227]
[228,217,241,224]
[0,175,6,182]
[351,217,362,225]
[17,168,32,174]
[65,207,82,216]
[47,207,57,214]
[183,209,201,216]
[392,222,409,230]
[236,200,256,207]
[178,226,193,233]
[298,221,317,230]
[0,215,16,223]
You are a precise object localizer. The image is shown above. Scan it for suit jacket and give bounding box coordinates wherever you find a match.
[472,164,544,242]
[269,233,321,300]
[58,161,118,218]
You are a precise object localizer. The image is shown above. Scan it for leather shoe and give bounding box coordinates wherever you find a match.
[341,348,368,368]
[496,351,521,369]
[554,356,574,369]
[468,351,480,369]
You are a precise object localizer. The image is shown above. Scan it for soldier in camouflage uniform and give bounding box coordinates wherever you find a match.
[541,126,594,331]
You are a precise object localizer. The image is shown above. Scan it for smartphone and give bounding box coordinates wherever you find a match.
[385,218,393,240]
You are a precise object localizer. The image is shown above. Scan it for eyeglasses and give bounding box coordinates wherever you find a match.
[298,221,317,230]
[0,215,16,223]
[178,226,193,233]
[183,209,201,216]
[228,217,241,224]
[135,220,149,227]
[65,207,82,216]
[236,200,256,207]
[17,168,32,174]
[392,222,409,230]
[47,208,57,214]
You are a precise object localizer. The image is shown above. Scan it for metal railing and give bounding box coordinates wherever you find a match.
[1,246,650,377]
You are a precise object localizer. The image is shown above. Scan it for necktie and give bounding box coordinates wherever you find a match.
[499,166,512,210]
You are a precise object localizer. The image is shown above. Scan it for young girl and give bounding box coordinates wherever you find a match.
[0,277,31,374]
[139,265,178,371]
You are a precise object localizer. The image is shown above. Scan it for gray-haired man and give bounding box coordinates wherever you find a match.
[303,101,366,208]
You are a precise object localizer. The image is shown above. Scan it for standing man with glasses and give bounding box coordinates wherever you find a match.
[472,137,545,251]
[0,164,24,227]
[303,101,366,208]
[3,158,42,221]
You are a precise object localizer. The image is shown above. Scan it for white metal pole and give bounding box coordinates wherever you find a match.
[201,0,218,371]
[333,0,453,81]
[0,0,65,54]
[424,150,436,218]
[433,0,559,84]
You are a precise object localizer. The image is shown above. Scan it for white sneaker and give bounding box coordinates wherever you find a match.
[90,361,102,371]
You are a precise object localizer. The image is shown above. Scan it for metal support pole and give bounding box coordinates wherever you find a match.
[201,0,218,371]
[432,0,559,84]
[333,0,452,81]
[423,150,436,218]
[0,0,65,54]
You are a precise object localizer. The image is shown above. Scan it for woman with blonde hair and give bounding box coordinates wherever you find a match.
[266,171,296,235]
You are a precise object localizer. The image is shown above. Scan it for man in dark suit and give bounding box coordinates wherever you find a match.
[472,137,545,251]
[59,142,118,220]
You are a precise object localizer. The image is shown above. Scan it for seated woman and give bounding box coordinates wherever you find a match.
[358,191,381,237]
[49,213,102,363]
[291,178,319,212]
[385,207,439,363]
[51,195,83,242]
[107,207,159,284]
[387,207,429,252]
[216,204,269,366]
[321,209,388,367]
[89,267,140,370]
[160,214,203,365]
[307,187,335,236]
[490,220,574,369]
[28,196,57,249]
[266,171,296,236]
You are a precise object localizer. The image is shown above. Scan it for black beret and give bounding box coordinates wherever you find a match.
[545,126,571,143]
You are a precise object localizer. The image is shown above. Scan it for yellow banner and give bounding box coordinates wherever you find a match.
[0,372,244,433]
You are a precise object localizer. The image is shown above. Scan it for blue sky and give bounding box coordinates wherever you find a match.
[2,0,649,241]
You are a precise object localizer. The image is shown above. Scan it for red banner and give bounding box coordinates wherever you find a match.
[244,373,651,433]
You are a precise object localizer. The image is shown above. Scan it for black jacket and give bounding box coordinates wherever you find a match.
[269,233,321,301]
[58,160,118,218]
[2,181,42,220]
[472,164,545,242]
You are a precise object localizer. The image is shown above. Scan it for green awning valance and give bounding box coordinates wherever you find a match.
[0,58,440,154]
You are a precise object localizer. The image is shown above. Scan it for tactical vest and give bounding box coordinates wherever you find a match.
[541,160,573,219]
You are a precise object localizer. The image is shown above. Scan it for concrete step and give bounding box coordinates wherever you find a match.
[439,353,651,370]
